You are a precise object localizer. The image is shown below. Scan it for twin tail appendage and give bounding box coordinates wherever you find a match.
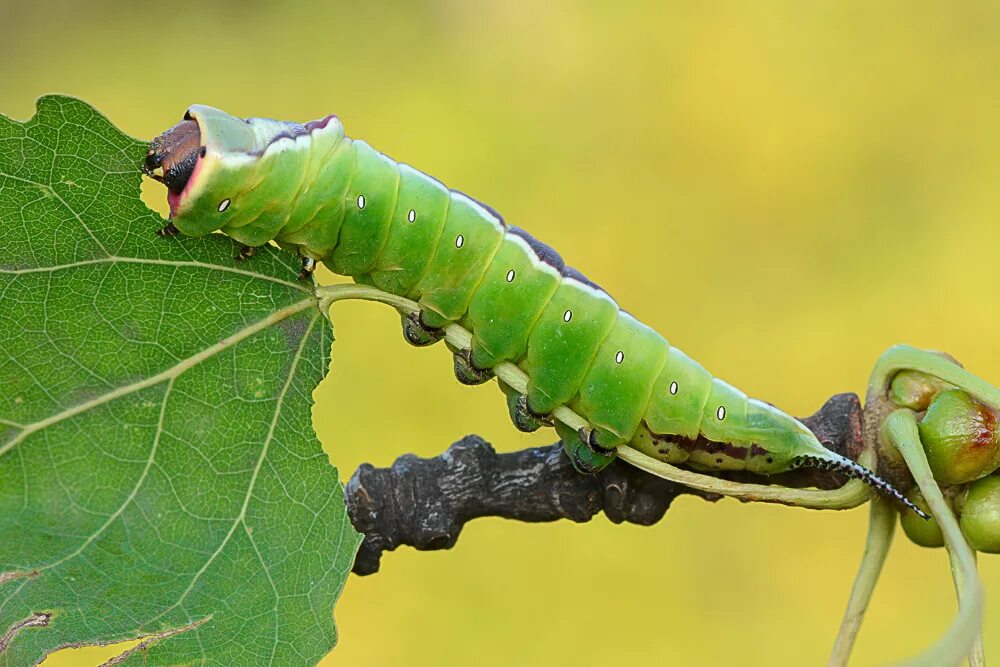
[791,454,930,520]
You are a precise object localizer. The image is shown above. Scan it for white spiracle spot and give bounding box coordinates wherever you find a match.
[669,381,678,395]
[563,309,572,322]
[615,351,624,364]
[218,199,231,212]
[357,194,366,209]
[717,406,727,421]
[408,209,416,223]
[506,269,515,283]
[455,234,465,248]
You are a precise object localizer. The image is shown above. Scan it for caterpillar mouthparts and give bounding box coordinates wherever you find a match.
[793,454,931,520]
[144,118,201,195]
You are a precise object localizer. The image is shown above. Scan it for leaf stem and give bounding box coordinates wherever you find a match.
[828,495,896,666]
[882,409,983,667]
[870,345,1000,412]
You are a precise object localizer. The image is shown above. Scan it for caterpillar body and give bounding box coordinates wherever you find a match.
[144,105,923,515]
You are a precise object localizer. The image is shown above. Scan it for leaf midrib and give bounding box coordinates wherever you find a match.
[1,257,312,292]
[0,171,110,256]
[146,315,321,665]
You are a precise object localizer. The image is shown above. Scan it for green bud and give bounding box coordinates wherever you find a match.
[900,488,944,548]
[959,476,1000,553]
[889,369,951,410]
[918,389,1000,486]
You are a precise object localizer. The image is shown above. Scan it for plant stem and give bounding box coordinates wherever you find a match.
[870,346,1000,411]
[882,409,983,667]
[828,496,896,667]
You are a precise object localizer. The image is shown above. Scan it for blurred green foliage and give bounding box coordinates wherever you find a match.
[5,1,998,664]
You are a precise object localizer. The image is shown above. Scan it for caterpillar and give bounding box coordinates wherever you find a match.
[143,105,925,517]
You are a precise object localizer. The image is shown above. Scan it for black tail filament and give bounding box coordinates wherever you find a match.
[792,454,931,521]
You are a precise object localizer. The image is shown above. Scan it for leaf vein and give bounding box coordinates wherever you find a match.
[1,257,311,293]
[149,313,319,623]
[0,171,110,257]
[0,298,315,460]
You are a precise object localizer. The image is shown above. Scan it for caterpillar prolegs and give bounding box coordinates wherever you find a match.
[144,106,925,517]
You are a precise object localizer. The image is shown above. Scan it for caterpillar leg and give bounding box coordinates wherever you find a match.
[235,244,257,261]
[453,348,492,386]
[401,310,444,347]
[500,382,550,432]
[555,421,616,473]
[156,222,180,237]
[512,394,546,432]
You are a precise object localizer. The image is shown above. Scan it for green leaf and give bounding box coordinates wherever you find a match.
[0,96,360,665]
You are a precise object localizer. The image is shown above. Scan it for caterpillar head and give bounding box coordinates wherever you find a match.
[144,118,201,199]
[143,106,341,236]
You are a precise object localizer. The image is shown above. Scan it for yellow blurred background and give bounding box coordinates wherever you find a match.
[4,1,999,664]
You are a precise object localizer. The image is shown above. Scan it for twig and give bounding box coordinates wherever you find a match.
[345,393,863,575]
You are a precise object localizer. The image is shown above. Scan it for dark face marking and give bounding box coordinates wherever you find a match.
[144,119,202,194]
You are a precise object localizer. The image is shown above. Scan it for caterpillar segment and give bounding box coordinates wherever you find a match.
[144,105,926,518]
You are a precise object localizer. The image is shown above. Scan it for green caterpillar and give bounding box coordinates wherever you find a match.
[144,105,925,516]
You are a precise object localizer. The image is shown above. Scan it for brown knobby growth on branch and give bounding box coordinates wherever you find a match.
[345,393,864,575]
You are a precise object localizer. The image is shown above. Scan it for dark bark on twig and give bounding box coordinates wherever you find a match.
[345,393,863,575]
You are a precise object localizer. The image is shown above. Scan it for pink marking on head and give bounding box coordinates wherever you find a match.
[167,190,181,218]
[168,153,206,219]
[305,114,338,132]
